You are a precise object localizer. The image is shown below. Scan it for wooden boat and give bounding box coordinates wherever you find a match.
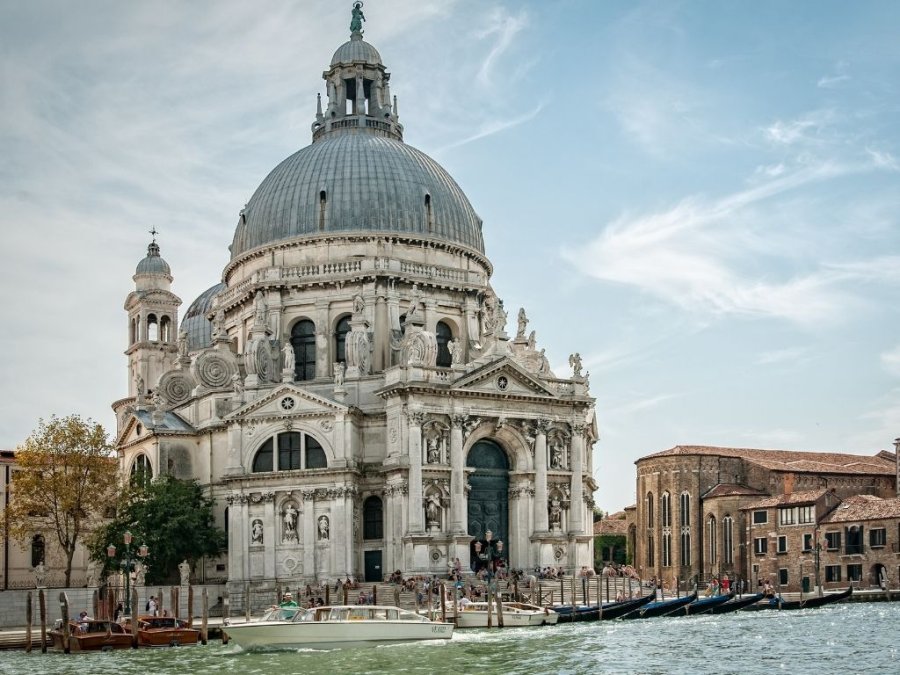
[554,603,599,623]
[49,619,133,651]
[621,592,698,619]
[745,586,853,611]
[456,601,558,628]
[707,593,765,614]
[598,589,657,620]
[665,592,733,617]
[135,615,200,647]
[222,604,453,651]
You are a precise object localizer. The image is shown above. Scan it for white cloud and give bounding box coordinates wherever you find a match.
[475,8,529,87]
[817,61,851,89]
[561,161,867,324]
[764,110,834,146]
[881,345,900,377]
[756,347,811,366]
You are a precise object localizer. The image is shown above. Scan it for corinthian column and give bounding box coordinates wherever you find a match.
[569,423,585,535]
[450,415,466,533]
[407,410,426,533]
[534,419,550,533]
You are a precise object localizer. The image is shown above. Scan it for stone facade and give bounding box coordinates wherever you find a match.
[112,16,596,600]
[628,445,899,591]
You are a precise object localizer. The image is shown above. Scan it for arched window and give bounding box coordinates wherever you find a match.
[147,313,159,341]
[680,492,692,567]
[306,436,327,469]
[224,506,229,545]
[363,496,383,540]
[646,492,654,528]
[252,438,274,472]
[662,530,671,567]
[291,320,316,381]
[707,515,717,565]
[680,492,691,527]
[130,318,137,344]
[278,432,303,471]
[130,454,152,486]
[334,315,351,365]
[661,492,671,527]
[723,515,734,564]
[319,190,327,231]
[252,432,328,472]
[31,534,45,568]
[681,530,692,566]
[436,321,452,367]
[425,194,433,232]
[160,316,172,343]
[647,533,655,567]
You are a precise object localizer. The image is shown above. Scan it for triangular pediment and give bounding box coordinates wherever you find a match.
[225,384,349,421]
[116,408,195,447]
[451,357,559,398]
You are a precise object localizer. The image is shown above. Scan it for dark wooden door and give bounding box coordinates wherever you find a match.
[466,440,509,553]
[364,550,382,582]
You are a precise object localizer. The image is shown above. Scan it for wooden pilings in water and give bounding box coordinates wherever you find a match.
[59,592,71,654]
[200,587,209,646]
[393,585,401,607]
[187,586,194,627]
[222,590,230,645]
[39,589,48,653]
[25,592,32,653]
[372,584,377,605]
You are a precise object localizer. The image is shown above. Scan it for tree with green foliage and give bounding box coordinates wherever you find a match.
[0,415,118,587]
[88,474,226,585]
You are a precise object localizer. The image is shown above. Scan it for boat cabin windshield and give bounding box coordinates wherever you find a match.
[292,606,428,622]
[260,607,301,622]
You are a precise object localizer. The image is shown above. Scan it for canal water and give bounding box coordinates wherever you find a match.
[1,601,896,675]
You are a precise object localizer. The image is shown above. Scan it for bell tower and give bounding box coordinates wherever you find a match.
[124,231,182,402]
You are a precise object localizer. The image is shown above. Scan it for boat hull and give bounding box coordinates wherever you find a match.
[598,590,657,620]
[744,586,853,611]
[622,593,698,619]
[49,622,133,651]
[223,619,453,650]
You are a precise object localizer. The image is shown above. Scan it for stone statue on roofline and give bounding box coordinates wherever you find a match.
[350,1,365,33]
[517,308,528,339]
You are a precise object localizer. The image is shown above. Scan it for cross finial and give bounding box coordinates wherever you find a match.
[149,226,158,242]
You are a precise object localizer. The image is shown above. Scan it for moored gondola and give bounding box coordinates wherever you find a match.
[665,592,733,617]
[621,592,698,620]
[555,587,656,623]
[707,592,765,614]
[744,586,853,611]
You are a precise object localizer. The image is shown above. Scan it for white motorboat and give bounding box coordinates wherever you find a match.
[454,601,558,628]
[222,605,454,650]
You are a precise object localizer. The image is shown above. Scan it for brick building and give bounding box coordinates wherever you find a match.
[628,445,900,592]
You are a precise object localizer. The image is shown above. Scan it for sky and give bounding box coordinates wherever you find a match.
[2,1,899,513]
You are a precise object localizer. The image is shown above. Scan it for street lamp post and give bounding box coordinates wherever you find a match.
[107,531,149,617]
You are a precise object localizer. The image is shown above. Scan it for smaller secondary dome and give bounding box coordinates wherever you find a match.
[180,282,226,352]
[331,35,382,66]
[135,241,171,276]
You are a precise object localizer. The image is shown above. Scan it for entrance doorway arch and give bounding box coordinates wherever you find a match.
[466,439,510,557]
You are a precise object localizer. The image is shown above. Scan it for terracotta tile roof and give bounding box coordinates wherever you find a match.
[593,517,628,535]
[740,490,827,510]
[821,495,900,523]
[641,445,894,476]
[702,483,768,499]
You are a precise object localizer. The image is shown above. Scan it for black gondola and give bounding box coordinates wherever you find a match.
[665,592,733,617]
[744,586,853,611]
[621,592,698,620]
[707,592,765,614]
[555,588,656,623]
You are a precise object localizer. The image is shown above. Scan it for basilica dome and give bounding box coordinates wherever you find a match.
[230,134,485,259]
[228,25,484,261]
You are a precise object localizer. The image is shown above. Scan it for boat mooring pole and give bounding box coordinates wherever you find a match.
[188,585,194,627]
[486,585,493,628]
[200,587,208,646]
[325,584,330,605]
[59,592,71,654]
[495,589,504,627]
[440,583,447,623]
[131,587,139,648]
[393,585,400,608]
[372,584,377,605]
[25,591,32,653]
[39,589,48,652]
[222,590,230,645]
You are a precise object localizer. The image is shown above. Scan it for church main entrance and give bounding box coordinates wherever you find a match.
[466,440,509,556]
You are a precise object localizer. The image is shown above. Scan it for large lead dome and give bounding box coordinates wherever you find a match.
[230,134,485,258]
[229,22,484,261]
